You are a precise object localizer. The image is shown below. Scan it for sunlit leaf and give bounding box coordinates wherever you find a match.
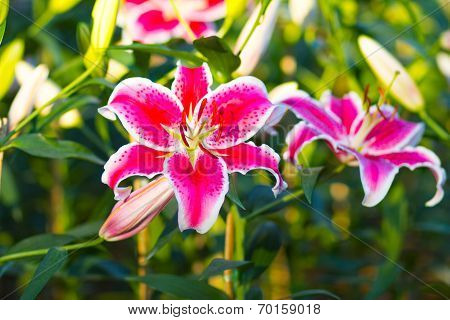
[21,248,68,299]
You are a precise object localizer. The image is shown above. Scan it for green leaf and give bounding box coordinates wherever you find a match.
[199,258,251,280]
[37,96,99,130]
[21,248,68,299]
[300,166,323,204]
[109,43,204,66]
[242,221,282,282]
[76,22,91,54]
[5,134,104,165]
[65,221,104,239]
[290,289,341,300]
[226,178,246,210]
[366,184,408,299]
[127,274,228,299]
[147,214,178,260]
[0,22,5,46]
[8,234,75,255]
[193,36,241,80]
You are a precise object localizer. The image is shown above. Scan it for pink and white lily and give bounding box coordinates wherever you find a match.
[282,90,446,207]
[99,62,286,238]
[122,0,225,43]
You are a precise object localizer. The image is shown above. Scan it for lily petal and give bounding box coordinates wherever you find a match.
[171,62,212,115]
[378,146,446,207]
[99,176,174,241]
[199,77,274,149]
[345,148,399,207]
[184,0,226,22]
[364,106,424,155]
[164,151,229,233]
[284,122,338,164]
[281,91,344,140]
[102,143,167,200]
[126,3,181,43]
[321,91,363,135]
[215,142,287,196]
[188,21,216,38]
[99,77,183,151]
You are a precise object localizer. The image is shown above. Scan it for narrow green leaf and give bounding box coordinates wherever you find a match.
[65,221,104,239]
[290,289,341,300]
[300,166,323,204]
[0,22,6,46]
[200,259,251,280]
[193,36,241,80]
[8,234,75,255]
[21,248,68,299]
[127,274,228,300]
[226,178,246,210]
[147,214,178,260]
[242,221,282,282]
[5,133,104,165]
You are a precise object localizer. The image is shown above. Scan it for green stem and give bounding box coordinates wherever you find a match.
[169,0,197,42]
[109,44,205,65]
[419,110,450,141]
[27,11,54,37]
[1,58,102,146]
[236,4,265,55]
[0,237,104,264]
[245,189,305,220]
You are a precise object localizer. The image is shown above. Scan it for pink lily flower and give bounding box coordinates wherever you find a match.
[282,90,446,207]
[123,0,225,43]
[99,62,287,236]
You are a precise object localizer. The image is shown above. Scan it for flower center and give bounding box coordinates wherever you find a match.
[350,107,392,151]
[163,98,220,158]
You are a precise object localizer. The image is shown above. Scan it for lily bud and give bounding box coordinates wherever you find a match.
[76,22,91,54]
[234,0,280,76]
[90,0,119,53]
[48,0,81,14]
[8,64,49,130]
[358,35,424,112]
[84,0,119,76]
[289,0,315,26]
[15,61,60,114]
[0,39,25,100]
[99,176,174,241]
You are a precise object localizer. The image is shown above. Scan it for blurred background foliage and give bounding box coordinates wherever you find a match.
[0,0,448,299]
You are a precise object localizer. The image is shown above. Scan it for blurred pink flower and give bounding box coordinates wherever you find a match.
[99,62,286,236]
[122,0,225,43]
[282,90,446,207]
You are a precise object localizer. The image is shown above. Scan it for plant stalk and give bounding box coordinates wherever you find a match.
[224,211,235,298]
[0,237,104,264]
